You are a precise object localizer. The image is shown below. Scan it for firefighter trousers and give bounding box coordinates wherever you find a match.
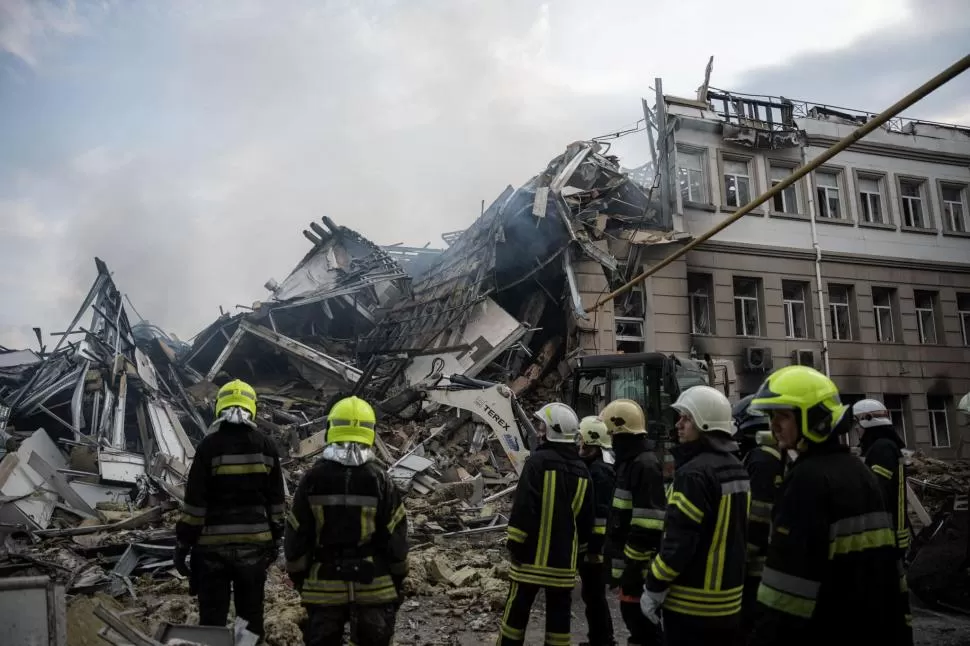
[579,561,615,645]
[661,609,740,646]
[303,603,398,646]
[193,547,271,637]
[498,581,572,646]
[619,565,661,646]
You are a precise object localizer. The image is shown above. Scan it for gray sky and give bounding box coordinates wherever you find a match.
[1,0,968,349]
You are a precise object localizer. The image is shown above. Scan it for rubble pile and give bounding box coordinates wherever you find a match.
[908,453,970,516]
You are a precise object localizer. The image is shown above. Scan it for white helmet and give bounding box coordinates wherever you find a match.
[579,416,612,449]
[671,385,735,436]
[852,399,893,429]
[535,403,580,443]
[958,392,970,416]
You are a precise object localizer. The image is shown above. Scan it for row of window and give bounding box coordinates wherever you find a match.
[846,393,953,449]
[688,274,970,346]
[677,147,969,233]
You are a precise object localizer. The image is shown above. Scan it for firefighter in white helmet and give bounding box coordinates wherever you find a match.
[577,416,618,646]
[641,385,750,646]
[853,398,910,559]
[499,403,594,646]
[600,399,665,646]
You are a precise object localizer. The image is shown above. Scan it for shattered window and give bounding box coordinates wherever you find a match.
[733,277,761,337]
[815,171,842,219]
[914,291,938,344]
[678,149,708,204]
[828,285,853,341]
[872,287,895,343]
[575,369,609,418]
[942,184,967,232]
[858,175,884,224]
[782,281,808,339]
[959,293,970,346]
[687,273,713,335]
[770,164,798,214]
[900,179,925,228]
[610,366,647,409]
[928,396,950,448]
[723,159,751,208]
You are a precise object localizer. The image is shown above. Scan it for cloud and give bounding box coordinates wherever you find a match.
[0,0,84,67]
[0,0,965,348]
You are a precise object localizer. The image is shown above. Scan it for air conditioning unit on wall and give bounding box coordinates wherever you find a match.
[791,349,816,369]
[743,347,773,372]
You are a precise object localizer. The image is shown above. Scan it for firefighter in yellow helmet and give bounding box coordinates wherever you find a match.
[284,396,408,646]
[599,399,665,646]
[577,416,618,646]
[175,379,286,640]
[748,366,912,646]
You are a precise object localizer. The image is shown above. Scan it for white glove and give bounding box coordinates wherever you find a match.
[639,586,668,625]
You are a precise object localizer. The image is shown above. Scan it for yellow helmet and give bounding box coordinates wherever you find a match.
[327,396,377,446]
[215,379,257,418]
[600,399,646,435]
[749,365,847,444]
[579,416,612,448]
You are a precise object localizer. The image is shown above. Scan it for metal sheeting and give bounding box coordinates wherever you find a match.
[145,400,194,467]
[0,429,65,529]
[98,449,146,484]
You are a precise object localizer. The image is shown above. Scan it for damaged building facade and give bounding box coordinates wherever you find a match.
[644,87,970,457]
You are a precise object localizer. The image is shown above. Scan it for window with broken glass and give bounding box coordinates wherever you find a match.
[815,171,842,219]
[678,149,708,205]
[828,285,852,341]
[928,396,950,448]
[872,287,895,343]
[783,281,808,339]
[723,159,751,208]
[914,291,938,344]
[688,273,713,335]
[883,394,908,446]
[733,277,761,337]
[615,317,645,353]
[958,293,970,346]
[900,179,926,228]
[770,165,798,214]
[858,175,884,224]
[941,184,967,233]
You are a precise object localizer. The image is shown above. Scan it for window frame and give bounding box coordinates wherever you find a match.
[828,284,853,341]
[853,170,891,228]
[814,166,848,221]
[717,151,758,212]
[913,290,939,345]
[733,276,762,337]
[882,394,908,447]
[871,286,896,343]
[957,292,970,346]
[927,396,950,448]
[937,180,969,234]
[782,280,809,339]
[767,159,801,216]
[895,174,935,231]
[676,145,711,207]
[687,273,714,335]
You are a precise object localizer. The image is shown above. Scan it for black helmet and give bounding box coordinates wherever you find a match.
[734,394,769,439]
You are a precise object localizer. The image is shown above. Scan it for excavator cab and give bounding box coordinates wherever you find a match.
[565,353,723,481]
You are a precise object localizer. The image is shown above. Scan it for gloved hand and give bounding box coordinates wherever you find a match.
[174,543,192,578]
[619,562,644,597]
[640,586,668,625]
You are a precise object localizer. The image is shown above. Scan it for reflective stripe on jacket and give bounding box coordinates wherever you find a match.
[645,438,750,619]
[743,445,784,578]
[175,423,285,549]
[861,430,910,555]
[608,433,666,580]
[506,442,594,588]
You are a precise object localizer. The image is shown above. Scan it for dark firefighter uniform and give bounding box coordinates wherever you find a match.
[860,421,911,559]
[578,416,618,646]
[501,430,594,646]
[741,433,785,635]
[749,366,913,646]
[600,399,666,646]
[643,388,750,646]
[175,379,286,639]
[284,396,408,646]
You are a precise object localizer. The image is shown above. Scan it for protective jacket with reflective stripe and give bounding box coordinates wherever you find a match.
[861,428,910,556]
[645,437,750,619]
[506,441,594,588]
[743,445,785,578]
[176,422,285,549]
[582,452,616,561]
[751,438,913,646]
[608,433,666,577]
[284,457,408,606]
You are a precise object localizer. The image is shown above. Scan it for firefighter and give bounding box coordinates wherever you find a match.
[578,416,618,646]
[639,385,749,646]
[284,396,408,646]
[174,379,285,639]
[499,402,594,646]
[748,366,913,646]
[600,398,666,646]
[853,399,911,560]
[741,423,786,638]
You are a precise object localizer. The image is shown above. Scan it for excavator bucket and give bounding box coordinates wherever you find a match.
[907,489,970,614]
